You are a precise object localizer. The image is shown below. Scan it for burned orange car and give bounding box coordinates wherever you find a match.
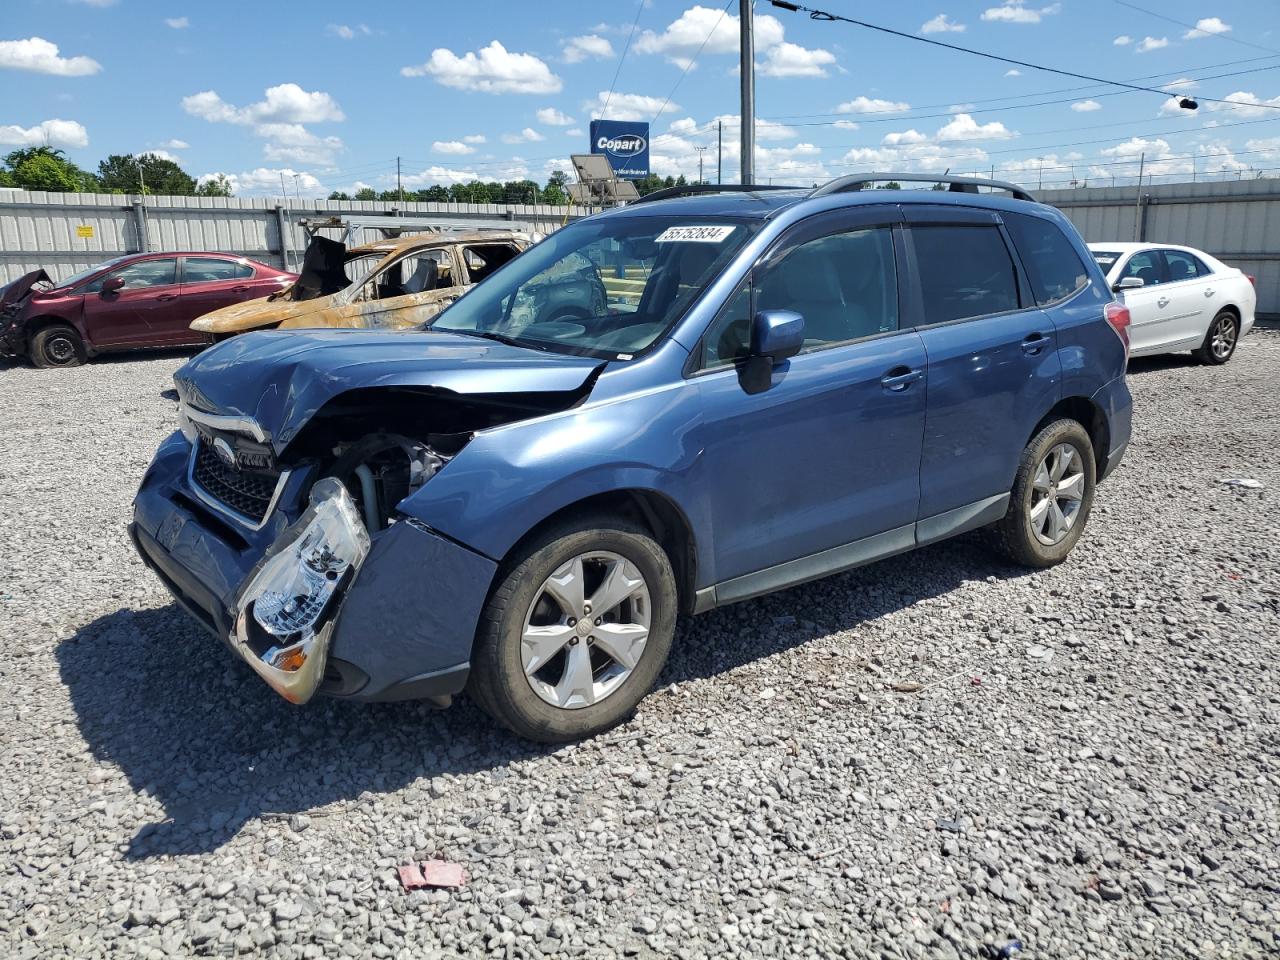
[189,232,531,337]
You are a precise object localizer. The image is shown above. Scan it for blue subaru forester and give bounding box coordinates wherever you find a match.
[131,174,1132,742]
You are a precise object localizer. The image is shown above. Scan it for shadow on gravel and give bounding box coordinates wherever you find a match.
[57,531,1025,859]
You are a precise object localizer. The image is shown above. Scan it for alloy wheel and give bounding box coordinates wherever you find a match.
[1210,314,1237,360]
[1029,443,1085,546]
[520,551,652,709]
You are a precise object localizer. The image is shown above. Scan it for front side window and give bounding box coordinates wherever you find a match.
[1117,251,1164,287]
[911,225,1020,324]
[1163,249,1207,283]
[184,257,253,283]
[83,258,178,293]
[1005,212,1088,305]
[430,216,758,358]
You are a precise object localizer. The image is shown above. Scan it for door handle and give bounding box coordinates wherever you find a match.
[156,293,178,302]
[1203,288,1215,297]
[230,285,250,293]
[1021,332,1050,356]
[1157,296,1170,308]
[880,366,923,392]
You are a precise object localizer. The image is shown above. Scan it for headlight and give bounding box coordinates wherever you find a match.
[231,478,370,703]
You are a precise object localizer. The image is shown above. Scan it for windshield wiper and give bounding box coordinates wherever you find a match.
[454,329,551,352]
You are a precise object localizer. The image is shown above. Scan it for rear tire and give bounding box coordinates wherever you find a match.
[468,515,677,743]
[30,324,86,368]
[1193,309,1239,365]
[991,419,1096,568]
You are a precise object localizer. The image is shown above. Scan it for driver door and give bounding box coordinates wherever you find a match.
[81,257,181,347]
[349,249,461,330]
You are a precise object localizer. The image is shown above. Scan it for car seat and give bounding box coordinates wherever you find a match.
[403,258,439,295]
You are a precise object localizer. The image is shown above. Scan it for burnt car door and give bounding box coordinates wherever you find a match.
[347,248,463,330]
[80,257,182,348]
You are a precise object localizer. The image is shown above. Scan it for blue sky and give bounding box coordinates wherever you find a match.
[2,0,1279,196]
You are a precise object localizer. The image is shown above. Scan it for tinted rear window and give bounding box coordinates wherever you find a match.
[1005,212,1089,305]
[911,225,1020,324]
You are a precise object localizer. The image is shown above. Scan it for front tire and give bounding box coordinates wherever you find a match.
[30,324,86,368]
[992,419,1096,568]
[469,516,677,743]
[1193,309,1239,365]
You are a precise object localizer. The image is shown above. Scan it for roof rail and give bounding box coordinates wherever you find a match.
[629,183,802,205]
[811,173,1037,203]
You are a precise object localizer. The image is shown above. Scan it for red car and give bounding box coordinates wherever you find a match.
[0,252,296,367]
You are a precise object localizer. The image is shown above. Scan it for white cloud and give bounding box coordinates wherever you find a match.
[328,23,371,40]
[165,17,189,29]
[1184,17,1230,39]
[501,127,545,144]
[1112,35,1132,46]
[402,41,561,95]
[949,103,976,114]
[922,14,965,33]
[981,2,1060,24]
[139,149,180,163]
[936,114,1014,141]
[565,128,583,137]
[160,138,190,149]
[1005,68,1021,76]
[840,142,990,173]
[256,123,344,166]
[0,37,101,76]
[463,134,486,144]
[1161,77,1199,92]
[561,34,614,64]
[582,91,675,122]
[883,129,929,146]
[1099,136,1170,160]
[833,120,859,130]
[1135,36,1169,53]
[1071,99,1102,112]
[432,140,476,155]
[536,107,575,126]
[203,168,324,197]
[836,95,910,115]
[182,83,345,125]
[1209,90,1280,118]
[708,114,797,141]
[399,165,483,188]
[758,41,836,78]
[636,5,784,68]
[0,118,89,149]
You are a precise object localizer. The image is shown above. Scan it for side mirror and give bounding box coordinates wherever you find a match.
[750,310,804,362]
[1113,276,1144,291]
[102,276,126,293]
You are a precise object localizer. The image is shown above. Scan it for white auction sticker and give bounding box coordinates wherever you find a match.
[654,225,735,243]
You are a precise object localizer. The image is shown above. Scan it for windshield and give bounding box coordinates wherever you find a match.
[58,256,131,290]
[1091,250,1122,273]
[428,216,758,358]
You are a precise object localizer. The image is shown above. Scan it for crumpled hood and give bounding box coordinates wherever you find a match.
[174,328,603,450]
[1,269,51,309]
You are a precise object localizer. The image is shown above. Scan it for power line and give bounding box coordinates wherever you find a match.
[769,1,1280,113]
[1110,1,1280,57]
[601,0,645,121]
[651,0,733,123]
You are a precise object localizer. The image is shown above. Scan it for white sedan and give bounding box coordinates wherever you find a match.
[1089,242,1256,364]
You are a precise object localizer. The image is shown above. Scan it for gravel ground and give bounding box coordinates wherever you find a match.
[1,333,1278,960]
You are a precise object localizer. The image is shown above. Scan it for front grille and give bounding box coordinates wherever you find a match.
[191,441,281,524]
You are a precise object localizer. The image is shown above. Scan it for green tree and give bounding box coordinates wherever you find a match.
[4,147,97,193]
[354,187,378,201]
[541,169,570,205]
[415,185,449,202]
[97,153,197,195]
[0,168,16,188]
[195,173,234,197]
[328,190,351,200]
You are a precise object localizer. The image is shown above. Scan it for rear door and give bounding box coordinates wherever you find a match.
[1158,248,1211,348]
[691,207,928,586]
[179,256,259,335]
[905,207,1061,522]
[80,257,181,348]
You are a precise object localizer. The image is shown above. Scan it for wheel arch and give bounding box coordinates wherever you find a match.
[1028,395,1111,480]
[494,488,700,616]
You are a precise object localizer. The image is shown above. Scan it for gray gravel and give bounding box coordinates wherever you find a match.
[1,335,1279,960]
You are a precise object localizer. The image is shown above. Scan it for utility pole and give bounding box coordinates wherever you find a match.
[397,156,403,205]
[717,120,723,184]
[738,0,755,186]
[280,172,293,273]
[1133,152,1145,242]
[695,145,707,184]
[293,174,302,207]
[134,155,147,198]
[134,155,149,253]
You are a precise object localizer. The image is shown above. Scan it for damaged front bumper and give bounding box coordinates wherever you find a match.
[130,432,497,705]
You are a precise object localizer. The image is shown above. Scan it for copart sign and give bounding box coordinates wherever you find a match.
[589,119,649,180]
